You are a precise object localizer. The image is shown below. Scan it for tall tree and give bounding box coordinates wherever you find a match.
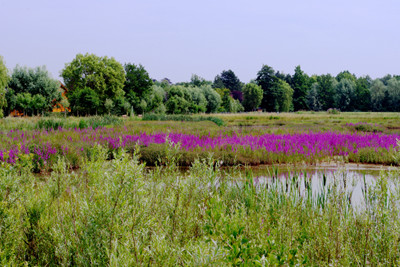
[355,76,372,111]
[306,83,322,111]
[0,56,9,117]
[213,70,243,101]
[334,79,356,111]
[256,65,276,111]
[315,74,337,110]
[270,79,294,112]
[291,65,310,111]
[124,63,153,114]
[242,83,263,111]
[370,79,386,111]
[386,78,400,111]
[61,53,125,113]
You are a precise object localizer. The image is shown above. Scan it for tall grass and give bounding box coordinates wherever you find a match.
[0,145,399,265]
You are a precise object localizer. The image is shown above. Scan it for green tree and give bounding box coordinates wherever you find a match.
[68,87,101,115]
[165,86,191,114]
[355,76,372,111]
[124,63,153,114]
[334,79,356,111]
[15,92,32,116]
[336,71,357,83]
[32,94,47,115]
[270,79,294,112]
[370,79,386,111]
[7,65,60,113]
[190,74,211,87]
[213,70,243,101]
[61,53,125,113]
[306,83,322,111]
[291,65,310,111]
[201,85,221,113]
[242,83,263,111]
[314,74,337,110]
[256,65,276,111]
[0,56,9,117]
[386,78,400,111]
[146,85,166,114]
[189,86,207,113]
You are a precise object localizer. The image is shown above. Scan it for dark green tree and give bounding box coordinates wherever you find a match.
[291,66,310,111]
[213,70,243,101]
[256,65,276,111]
[242,83,263,111]
[124,63,153,114]
[68,87,101,115]
[355,76,372,111]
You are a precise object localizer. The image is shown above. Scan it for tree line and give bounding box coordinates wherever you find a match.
[0,53,399,117]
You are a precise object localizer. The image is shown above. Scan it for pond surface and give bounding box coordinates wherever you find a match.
[222,163,399,209]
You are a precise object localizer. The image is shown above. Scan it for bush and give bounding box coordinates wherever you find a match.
[36,118,65,130]
[142,114,225,126]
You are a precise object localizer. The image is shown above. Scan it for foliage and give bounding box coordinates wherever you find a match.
[142,113,225,126]
[370,80,386,111]
[291,65,310,111]
[213,70,243,96]
[256,65,276,111]
[306,83,322,111]
[61,53,125,113]
[7,65,60,114]
[355,76,372,111]
[124,63,153,114]
[269,78,294,112]
[201,85,221,113]
[68,87,101,115]
[314,74,337,110]
[242,83,263,111]
[334,78,356,111]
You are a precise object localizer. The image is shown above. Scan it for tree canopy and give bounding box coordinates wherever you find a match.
[61,53,125,113]
[242,83,263,111]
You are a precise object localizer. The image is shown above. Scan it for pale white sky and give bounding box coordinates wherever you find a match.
[1,0,399,83]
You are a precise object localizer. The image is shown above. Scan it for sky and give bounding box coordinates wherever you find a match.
[1,0,399,83]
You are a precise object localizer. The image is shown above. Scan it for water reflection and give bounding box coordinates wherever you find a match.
[226,164,398,209]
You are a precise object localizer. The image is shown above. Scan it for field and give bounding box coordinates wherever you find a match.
[0,112,400,265]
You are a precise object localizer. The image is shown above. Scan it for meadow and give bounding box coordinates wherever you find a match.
[0,112,400,265]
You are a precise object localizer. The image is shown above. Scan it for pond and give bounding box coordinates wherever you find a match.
[220,163,399,209]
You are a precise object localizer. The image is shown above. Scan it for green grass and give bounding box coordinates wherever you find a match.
[0,145,399,265]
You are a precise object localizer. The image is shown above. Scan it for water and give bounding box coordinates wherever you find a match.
[223,164,399,209]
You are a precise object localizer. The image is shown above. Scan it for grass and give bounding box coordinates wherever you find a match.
[0,145,399,265]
